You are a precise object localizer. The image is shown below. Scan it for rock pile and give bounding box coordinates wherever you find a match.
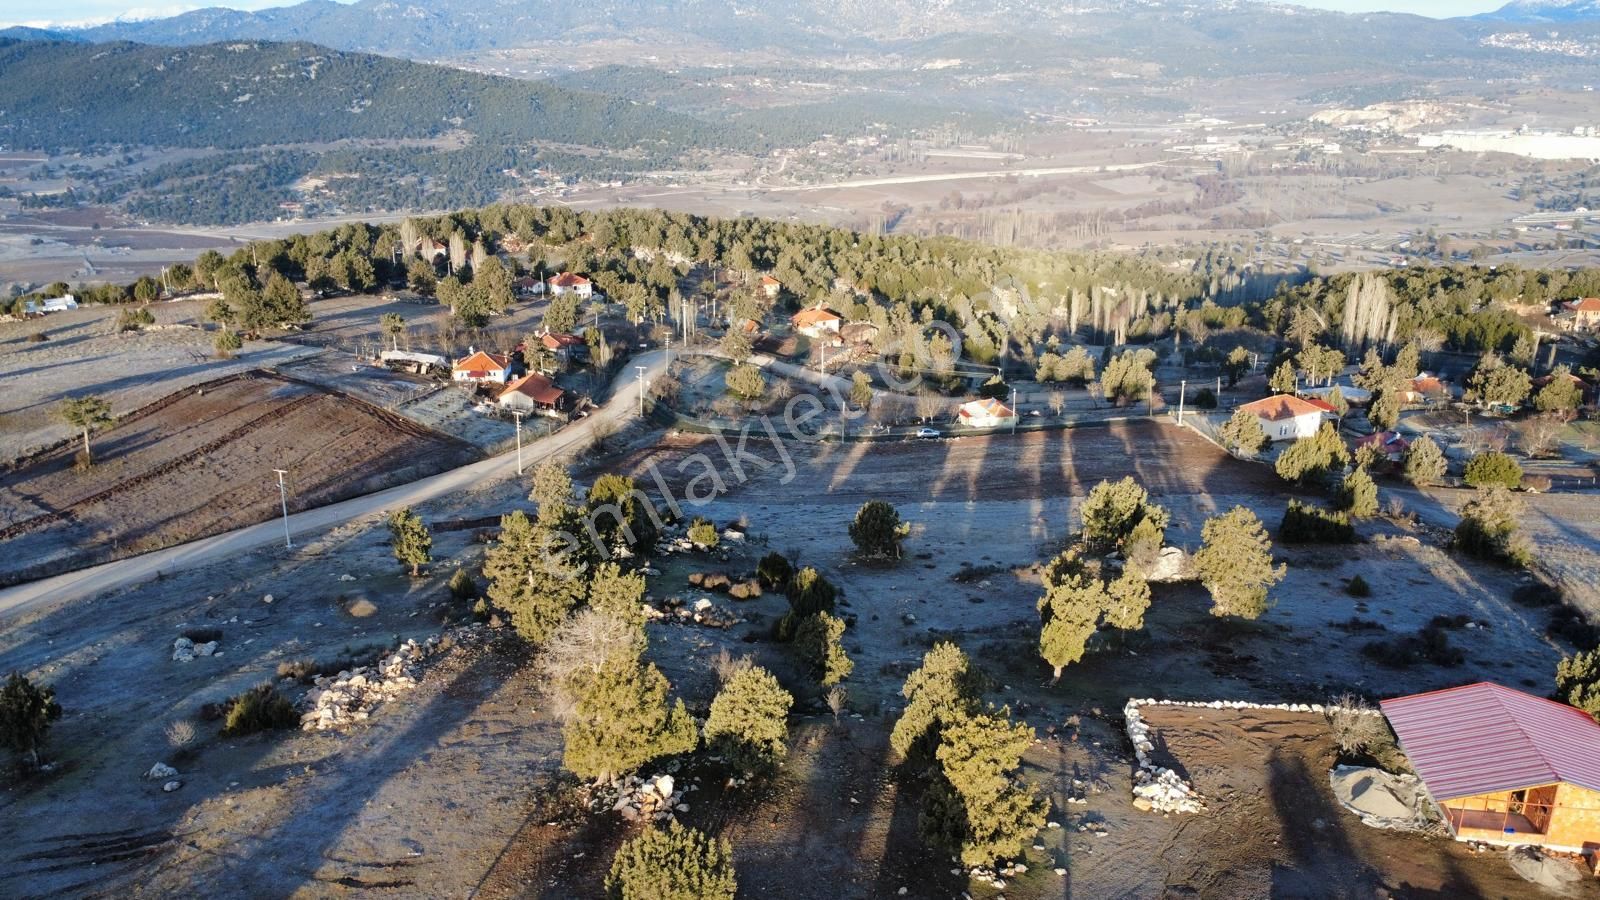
[659,596,742,629]
[606,773,692,822]
[145,762,178,780]
[298,638,434,731]
[172,637,219,662]
[1123,699,1204,814]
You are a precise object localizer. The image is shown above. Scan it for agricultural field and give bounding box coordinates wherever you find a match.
[0,371,479,585]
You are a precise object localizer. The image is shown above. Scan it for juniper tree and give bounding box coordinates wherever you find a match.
[890,643,983,763]
[930,710,1046,868]
[1037,574,1104,684]
[1194,506,1285,619]
[386,507,432,576]
[605,821,737,900]
[588,562,648,626]
[1403,434,1447,486]
[778,567,837,640]
[726,364,766,402]
[1464,451,1522,490]
[0,672,62,769]
[848,500,909,559]
[1335,467,1379,519]
[57,395,113,466]
[1556,650,1600,721]
[794,611,853,687]
[563,654,697,782]
[484,511,587,643]
[1274,422,1349,485]
[704,665,793,773]
[586,473,659,557]
[1103,570,1152,631]
[1220,406,1269,456]
[1079,477,1169,553]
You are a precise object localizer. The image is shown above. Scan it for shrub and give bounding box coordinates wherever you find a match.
[26,331,47,343]
[1327,695,1389,754]
[1360,626,1464,669]
[1512,583,1562,607]
[1454,487,1531,568]
[1192,388,1218,410]
[1402,434,1447,486]
[1345,575,1371,597]
[0,672,63,767]
[605,821,736,900]
[115,306,155,332]
[220,685,298,737]
[1548,606,1600,649]
[1219,406,1269,455]
[687,518,720,549]
[165,718,198,749]
[448,568,479,601]
[1463,452,1523,490]
[1079,477,1170,553]
[848,500,910,559]
[387,507,432,576]
[1278,499,1354,544]
[1274,422,1350,485]
[756,552,794,589]
[213,329,242,358]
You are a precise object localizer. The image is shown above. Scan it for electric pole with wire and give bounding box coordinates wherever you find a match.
[273,468,292,549]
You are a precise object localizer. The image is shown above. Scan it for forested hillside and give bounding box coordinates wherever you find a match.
[0,39,737,153]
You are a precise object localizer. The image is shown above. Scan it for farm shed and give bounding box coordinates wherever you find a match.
[1381,682,1600,853]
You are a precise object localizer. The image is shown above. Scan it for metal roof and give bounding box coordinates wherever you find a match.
[1380,682,1600,801]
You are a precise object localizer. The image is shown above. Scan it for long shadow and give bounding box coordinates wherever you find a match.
[1265,749,1380,899]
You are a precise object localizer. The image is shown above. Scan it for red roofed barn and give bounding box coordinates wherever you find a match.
[1381,682,1600,852]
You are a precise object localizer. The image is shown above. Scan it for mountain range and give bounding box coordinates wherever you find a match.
[2,0,1588,64]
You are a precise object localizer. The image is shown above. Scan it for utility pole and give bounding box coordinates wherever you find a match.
[1010,387,1018,435]
[511,410,525,475]
[1178,379,1187,426]
[636,365,648,416]
[272,469,292,549]
[664,333,671,369]
[819,343,827,374]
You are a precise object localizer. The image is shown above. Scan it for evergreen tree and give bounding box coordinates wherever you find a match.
[1220,406,1269,455]
[563,654,697,781]
[606,821,736,900]
[1079,477,1169,553]
[1194,507,1285,619]
[484,511,587,643]
[890,643,983,762]
[931,710,1047,868]
[0,672,63,768]
[704,665,793,773]
[778,567,837,640]
[1269,362,1297,394]
[1037,574,1104,683]
[1555,650,1600,721]
[1274,422,1349,485]
[1464,451,1523,490]
[1403,434,1447,486]
[794,612,853,687]
[1335,467,1378,519]
[386,507,432,576]
[848,500,909,559]
[588,562,648,626]
[57,395,113,466]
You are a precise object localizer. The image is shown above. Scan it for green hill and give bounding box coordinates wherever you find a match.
[0,38,736,153]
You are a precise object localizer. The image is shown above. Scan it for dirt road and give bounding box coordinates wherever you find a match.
[0,351,665,621]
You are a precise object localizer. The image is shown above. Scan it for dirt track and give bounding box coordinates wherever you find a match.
[0,372,479,585]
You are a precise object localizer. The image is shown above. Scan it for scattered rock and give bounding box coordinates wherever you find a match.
[262,594,274,604]
[162,780,183,793]
[145,762,178,779]
[345,598,378,618]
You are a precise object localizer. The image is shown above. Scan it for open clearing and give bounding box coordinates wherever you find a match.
[2,414,1595,898]
[0,371,479,586]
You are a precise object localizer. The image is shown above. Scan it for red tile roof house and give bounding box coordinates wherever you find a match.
[1558,298,1600,332]
[1236,394,1326,442]
[759,274,782,298]
[537,331,588,370]
[549,272,593,298]
[1401,373,1448,404]
[957,397,1018,429]
[1381,682,1600,853]
[498,373,565,414]
[791,306,843,339]
[452,350,515,385]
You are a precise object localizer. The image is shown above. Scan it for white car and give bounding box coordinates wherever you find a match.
[915,427,941,439]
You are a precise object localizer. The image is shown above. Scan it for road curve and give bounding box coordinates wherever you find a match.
[0,351,665,620]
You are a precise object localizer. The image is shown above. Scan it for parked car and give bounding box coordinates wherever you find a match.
[915,427,941,439]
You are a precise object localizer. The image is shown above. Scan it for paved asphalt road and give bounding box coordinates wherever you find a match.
[0,351,665,621]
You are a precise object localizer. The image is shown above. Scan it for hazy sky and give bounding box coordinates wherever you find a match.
[1,0,1514,29]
